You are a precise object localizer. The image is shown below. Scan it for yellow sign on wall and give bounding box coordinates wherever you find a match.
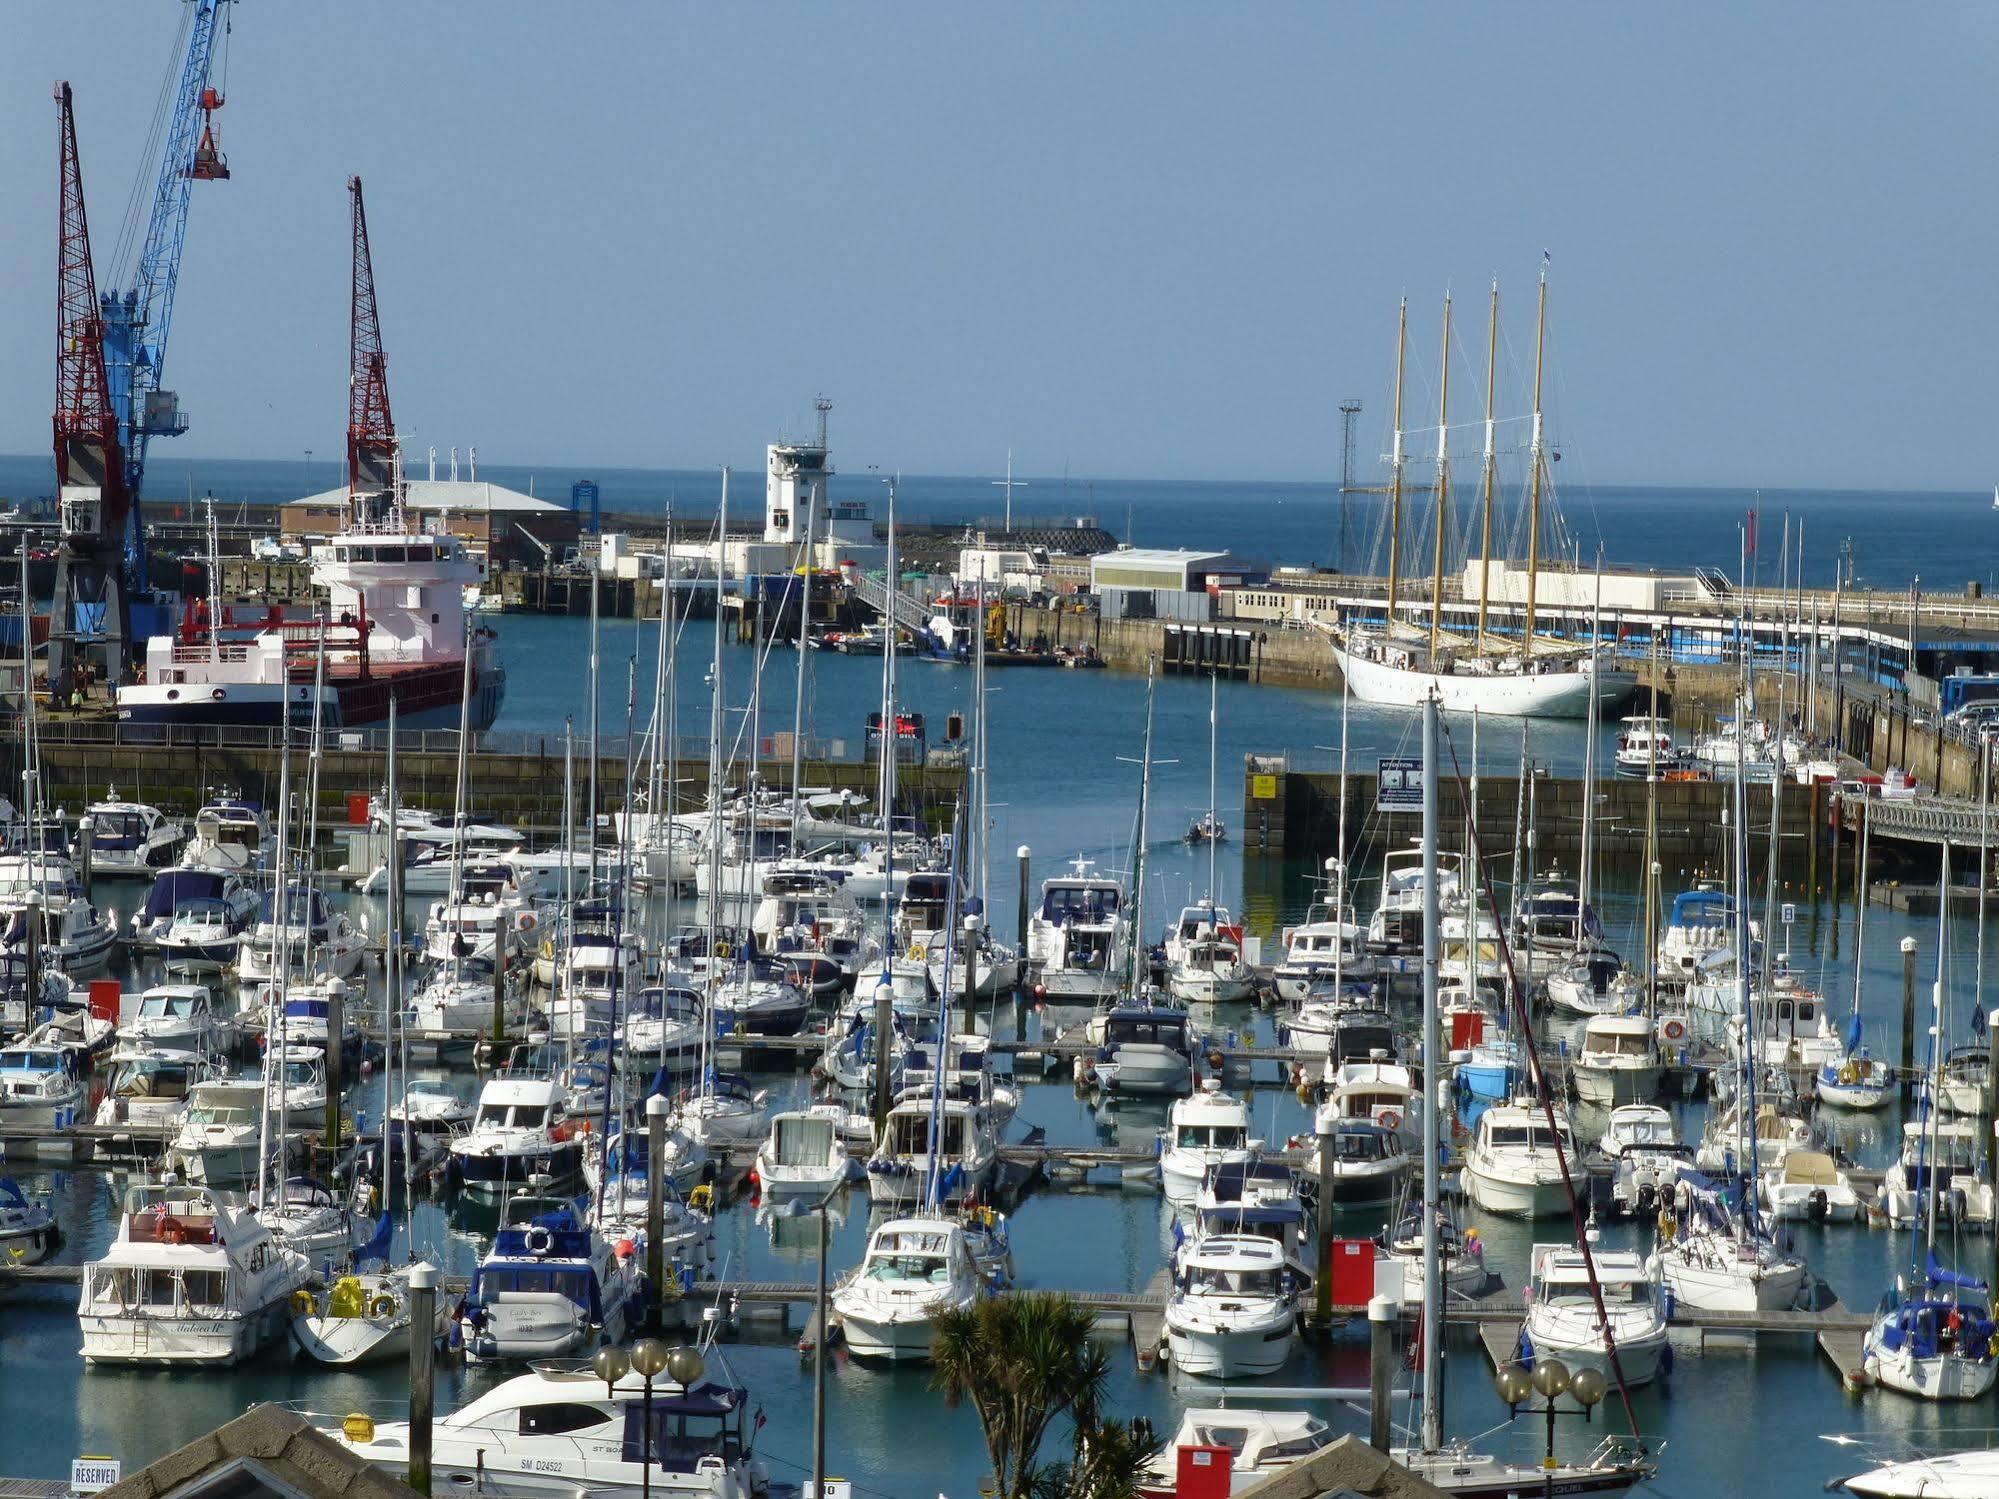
[1251,774,1277,800]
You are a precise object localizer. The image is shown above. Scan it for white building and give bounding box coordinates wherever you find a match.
[1460,560,1707,612]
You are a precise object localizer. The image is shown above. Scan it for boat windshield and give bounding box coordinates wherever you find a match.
[478,1103,548,1129]
[1486,1123,1568,1150]
[1042,884,1120,922]
[1177,1123,1247,1150]
[140,995,200,1019]
[0,1050,64,1073]
[1188,1265,1279,1297]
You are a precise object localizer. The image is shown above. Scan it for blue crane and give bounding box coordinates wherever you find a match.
[99,0,234,596]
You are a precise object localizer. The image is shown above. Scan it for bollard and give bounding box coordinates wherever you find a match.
[1901,936,1919,1094]
[646,1093,667,1334]
[491,936,509,1046]
[1016,845,1032,954]
[1368,1296,1397,1453]
[1314,1122,1335,1329]
[324,977,345,1156]
[407,1261,438,1496]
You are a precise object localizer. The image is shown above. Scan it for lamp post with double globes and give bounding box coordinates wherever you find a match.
[1492,1358,1607,1499]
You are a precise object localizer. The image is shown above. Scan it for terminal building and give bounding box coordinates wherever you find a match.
[1090,546,1266,621]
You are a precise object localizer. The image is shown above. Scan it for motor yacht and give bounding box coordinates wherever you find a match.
[1523,1241,1670,1386]
[674,1074,771,1149]
[91,1043,219,1136]
[119,984,232,1055]
[1164,1234,1299,1377]
[177,798,270,876]
[1377,1206,1489,1305]
[77,1181,310,1364]
[0,1040,86,1123]
[1760,1148,1862,1223]
[78,797,185,876]
[622,982,708,1069]
[157,898,247,972]
[1091,1003,1196,1095]
[1543,945,1643,1017]
[1613,716,1684,777]
[866,1091,998,1208]
[831,1214,984,1361]
[1271,879,1374,1001]
[1460,1104,1579,1218]
[462,1194,641,1361]
[1366,848,1463,956]
[448,1077,585,1196]
[1599,1104,1687,1218]
[1159,1082,1257,1205]
[1299,1119,1410,1209]
[1025,859,1130,1004]
[323,1359,771,1499]
[165,1080,268,1186]
[1879,1121,1997,1230]
[754,1104,851,1197]
[1571,1014,1663,1107]
[1163,901,1254,1005]
[0,1176,59,1265]
[128,868,258,949]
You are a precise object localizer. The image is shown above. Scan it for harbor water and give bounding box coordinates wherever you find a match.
[5,462,1999,1494]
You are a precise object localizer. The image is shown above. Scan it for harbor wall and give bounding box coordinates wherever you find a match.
[1241,760,1823,891]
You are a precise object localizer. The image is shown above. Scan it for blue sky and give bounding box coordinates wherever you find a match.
[1,3,1995,490]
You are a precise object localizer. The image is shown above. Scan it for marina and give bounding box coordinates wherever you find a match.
[6,9,1999,1499]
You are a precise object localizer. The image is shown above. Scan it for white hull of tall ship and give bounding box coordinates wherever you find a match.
[1330,634,1629,719]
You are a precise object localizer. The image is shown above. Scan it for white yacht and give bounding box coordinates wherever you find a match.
[1613,716,1683,777]
[1024,859,1130,1004]
[831,1215,984,1361]
[0,1177,59,1265]
[1523,1241,1670,1386]
[291,1265,446,1367]
[1863,1265,1999,1402]
[78,796,185,876]
[1316,1059,1420,1146]
[866,1092,998,1207]
[1271,873,1374,1001]
[1760,1149,1862,1223]
[1600,1104,1688,1218]
[1137,1408,1333,1498]
[1366,847,1463,956]
[157,898,246,972]
[1656,886,1755,987]
[462,1194,641,1361]
[324,1360,770,1499]
[0,1041,86,1123]
[1163,1234,1299,1377]
[1879,1121,1997,1230]
[1460,1104,1579,1218]
[754,1104,851,1197]
[447,1077,585,1196]
[1163,901,1254,1005]
[1571,1014,1663,1106]
[1650,1178,1807,1312]
[236,883,367,983]
[1301,1119,1410,1209]
[77,1181,311,1365]
[1092,1004,1197,1095]
[1544,945,1644,1017]
[91,1043,219,1135]
[1159,1082,1257,1204]
[165,1080,268,1186]
[119,984,232,1055]
[176,798,270,876]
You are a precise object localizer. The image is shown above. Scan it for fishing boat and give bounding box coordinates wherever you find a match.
[1613,716,1685,778]
[831,1215,984,1361]
[1163,1234,1299,1377]
[1158,1081,1257,1204]
[462,1193,641,1361]
[78,1181,311,1365]
[323,1357,771,1499]
[1522,1241,1671,1385]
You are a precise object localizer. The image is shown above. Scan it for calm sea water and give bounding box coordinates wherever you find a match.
[1,452,1995,1494]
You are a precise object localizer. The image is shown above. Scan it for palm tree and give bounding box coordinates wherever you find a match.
[931,1291,1114,1499]
[1039,1417,1154,1499]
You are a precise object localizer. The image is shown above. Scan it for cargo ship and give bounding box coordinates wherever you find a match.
[117,497,504,732]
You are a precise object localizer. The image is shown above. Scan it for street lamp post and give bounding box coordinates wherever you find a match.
[1492,1358,1606,1499]
[630,1338,670,1499]
[788,1180,844,1498]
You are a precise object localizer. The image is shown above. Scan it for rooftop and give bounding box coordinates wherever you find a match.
[97,1404,419,1499]
[290,479,565,514]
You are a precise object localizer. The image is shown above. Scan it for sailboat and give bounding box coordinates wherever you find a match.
[1323,276,1629,719]
[1817,805,1893,1108]
[1864,866,1999,1401]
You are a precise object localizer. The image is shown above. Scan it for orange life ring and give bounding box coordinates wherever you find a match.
[1661,1018,1688,1043]
[1377,1108,1403,1133]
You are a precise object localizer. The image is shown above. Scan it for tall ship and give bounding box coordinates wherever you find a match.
[1321,270,1631,719]
[118,175,504,733]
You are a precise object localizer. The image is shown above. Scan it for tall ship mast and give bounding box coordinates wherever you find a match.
[117,177,504,731]
[1321,264,1631,720]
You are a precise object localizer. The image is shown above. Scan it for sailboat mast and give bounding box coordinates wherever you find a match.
[790,485,816,848]
[1206,670,1219,900]
[1644,635,1660,1019]
[1419,692,1443,1451]
[587,534,601,887]
[1579,569,1601,921]
[1474,280,1499,655]
[1333,671,1350,990]
[1128,657,1158,996]
[876,480,900,985]
[703,471,730,1087]
[1384,299,1408,629]
[1428,292,1452,665]
[1521,269,1548,656]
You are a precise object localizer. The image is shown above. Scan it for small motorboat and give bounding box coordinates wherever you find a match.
[754,1103,851,1197]
[1163,1234,1299,1378]
[831,1214,984,1362]
[1523,1240,1671,1386]
[1760,1148,1863,1223]
[0,1176,59,1265]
